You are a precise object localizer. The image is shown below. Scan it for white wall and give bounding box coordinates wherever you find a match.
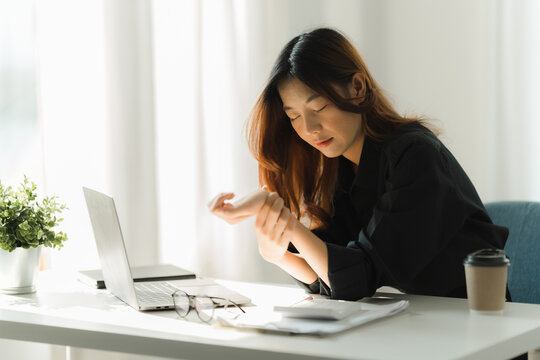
[356,0,500,201]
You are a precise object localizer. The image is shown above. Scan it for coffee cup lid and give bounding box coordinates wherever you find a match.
[463,249,510,267]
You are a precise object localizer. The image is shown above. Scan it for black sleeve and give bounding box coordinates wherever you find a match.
[326,141,469,300]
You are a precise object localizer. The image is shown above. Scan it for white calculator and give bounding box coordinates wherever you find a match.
[274,298,367,320]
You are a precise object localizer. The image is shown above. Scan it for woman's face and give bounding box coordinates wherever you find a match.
[278,78,365,164]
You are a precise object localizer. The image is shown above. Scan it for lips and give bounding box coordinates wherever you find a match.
[315,138,333,148]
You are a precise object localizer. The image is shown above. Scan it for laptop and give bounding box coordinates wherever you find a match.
[82,187,251,311]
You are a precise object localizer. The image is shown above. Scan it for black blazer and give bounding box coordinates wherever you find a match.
[292,122,508,300]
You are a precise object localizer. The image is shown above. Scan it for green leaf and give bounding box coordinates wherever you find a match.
[0,176,69,251]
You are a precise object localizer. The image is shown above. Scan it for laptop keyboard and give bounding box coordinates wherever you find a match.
[134,282,179,307]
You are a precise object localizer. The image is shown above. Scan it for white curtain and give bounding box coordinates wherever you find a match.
[496,0,540,200]
[36,0,158,271]
[152,0,256,281]
[0,0,41,185]
[102,0,159,267]
[35,0,110,271]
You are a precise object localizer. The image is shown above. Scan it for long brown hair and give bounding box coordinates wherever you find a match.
[246,28,423,228]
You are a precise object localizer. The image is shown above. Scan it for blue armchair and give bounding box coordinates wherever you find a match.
[484,201,540,305]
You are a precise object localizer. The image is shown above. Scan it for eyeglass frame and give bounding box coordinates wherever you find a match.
[171,289,246,323]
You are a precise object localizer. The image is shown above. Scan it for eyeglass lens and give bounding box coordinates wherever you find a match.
[173,291,190,317]
[173,291,232,323]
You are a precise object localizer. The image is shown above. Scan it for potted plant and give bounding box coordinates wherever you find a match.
[0,176,68,294]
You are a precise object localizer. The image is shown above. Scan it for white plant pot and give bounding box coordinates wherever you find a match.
[0,245,42,294]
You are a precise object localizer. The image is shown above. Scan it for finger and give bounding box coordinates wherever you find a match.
[228,214,252,224]
[255,192,278,229]
[231,189,268,215]
[207,192,234,211]
[213,204,244,217]
[271,207,290,240]
[262,196,284,234]
[264,191,279,205]
[207,193,226,210]
[286,211,297,235]
[214,208,251,224]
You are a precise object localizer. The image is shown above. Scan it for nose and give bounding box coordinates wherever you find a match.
[303,113,321,135]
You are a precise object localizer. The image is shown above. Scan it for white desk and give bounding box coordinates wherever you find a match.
[1,271,540,360]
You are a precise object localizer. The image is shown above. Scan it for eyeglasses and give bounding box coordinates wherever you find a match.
[171,290,245,323]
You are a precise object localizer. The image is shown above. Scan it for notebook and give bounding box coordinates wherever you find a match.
[77,264,196,289]
[82,187,251,311]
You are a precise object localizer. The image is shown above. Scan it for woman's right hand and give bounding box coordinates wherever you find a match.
[254,192,297,264]
[207,188,270,224]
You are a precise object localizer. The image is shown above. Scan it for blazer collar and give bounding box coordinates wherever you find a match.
[336,137,381,193]
[353,137,381,191]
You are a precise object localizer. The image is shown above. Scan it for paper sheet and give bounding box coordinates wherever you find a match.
[216,296,409,335]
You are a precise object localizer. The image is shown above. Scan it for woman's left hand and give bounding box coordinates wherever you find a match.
[207,188,269,224]
[255,192,297,263]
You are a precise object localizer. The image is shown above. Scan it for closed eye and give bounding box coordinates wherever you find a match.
[314,105,328,113]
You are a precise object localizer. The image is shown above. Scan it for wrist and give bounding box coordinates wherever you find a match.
[289,219,308,248]
[271,250,290,266]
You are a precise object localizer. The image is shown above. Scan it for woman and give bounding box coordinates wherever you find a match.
[208,28,508,301]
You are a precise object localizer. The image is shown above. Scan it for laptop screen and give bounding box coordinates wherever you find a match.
[83,187,139,308]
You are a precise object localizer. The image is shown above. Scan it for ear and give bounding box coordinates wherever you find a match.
[349,72,367,99]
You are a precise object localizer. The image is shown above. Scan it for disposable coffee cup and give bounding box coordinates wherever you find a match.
[463,249,509,314]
